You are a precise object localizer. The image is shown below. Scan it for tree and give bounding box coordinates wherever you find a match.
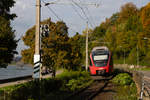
[0,16,17,68]
[141,3,150,32]
[22,19,82,73]
[88,2,150,65]
[68,33,82,70]
[0,0,17,20]
[42,21,70,71]
[0,0,17,68]
[119,2,138,22]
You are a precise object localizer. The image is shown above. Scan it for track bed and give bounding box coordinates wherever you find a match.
[66,75,114,100]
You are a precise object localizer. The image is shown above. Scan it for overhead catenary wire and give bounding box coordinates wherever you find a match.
[42,0,62,21]
[41,0,99,34]
[78,0,97,27]
[71,0,94,28]
[72,0,94,28]
[42,0,78,34]
[71,3,86,21]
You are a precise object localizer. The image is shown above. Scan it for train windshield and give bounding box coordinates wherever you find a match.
[93,55,108,61]
[92,51,109,67]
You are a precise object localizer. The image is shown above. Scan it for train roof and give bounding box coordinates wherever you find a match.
[92,46,109,52]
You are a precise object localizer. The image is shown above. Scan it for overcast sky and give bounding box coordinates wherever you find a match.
[10,0,150,55]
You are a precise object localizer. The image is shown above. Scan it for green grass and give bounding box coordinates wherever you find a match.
[111,72,137,100]
[0,70,93,100]
[114,84,137,100]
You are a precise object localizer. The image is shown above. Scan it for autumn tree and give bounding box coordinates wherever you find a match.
[119,2,138,22]
[90,2,150,66]
[42,21,70,71]
[22,19,83,72]
[68,33,83,70]
[141,3,150,32]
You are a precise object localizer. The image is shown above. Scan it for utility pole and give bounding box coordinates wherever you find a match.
[86,21,88,71]
[33,0,41,79]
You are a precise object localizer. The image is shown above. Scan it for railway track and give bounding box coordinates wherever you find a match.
[142,76,150,100]
[65,75,113,100]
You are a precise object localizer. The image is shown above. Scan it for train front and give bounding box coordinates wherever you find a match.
[89,47,112,76]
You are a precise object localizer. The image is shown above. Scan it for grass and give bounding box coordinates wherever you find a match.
[114,84,137,100]
[111,72,137,100]
[0,70,93,100]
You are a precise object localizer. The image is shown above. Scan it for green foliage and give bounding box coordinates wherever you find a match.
[0,0,17,68]
[66,76,91,91]
[68,33,83,70]
[0,71,92,100]
[0,0,17,20]
[22,19,82,71]
[0,16,18,68]
[112,73,133,85]
[89,2,150,66]
[114,83,137,100]
[57,71,92,92]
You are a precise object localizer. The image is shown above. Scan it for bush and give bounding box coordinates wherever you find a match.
[0,71,92,100]
[112,73,133,85]
[57,71,92,92]
[66,76,91,91]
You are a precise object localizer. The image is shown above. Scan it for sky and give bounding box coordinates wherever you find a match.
[10,0,150,56]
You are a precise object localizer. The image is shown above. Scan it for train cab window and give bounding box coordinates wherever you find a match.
[92,54,109,67]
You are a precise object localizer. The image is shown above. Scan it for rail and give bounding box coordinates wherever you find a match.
[65,76,113,100]
[140,76,150,100]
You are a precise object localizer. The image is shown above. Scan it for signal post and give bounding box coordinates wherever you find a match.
[33,0,41,79]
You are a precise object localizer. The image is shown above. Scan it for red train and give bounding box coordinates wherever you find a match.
[89,46,113,75]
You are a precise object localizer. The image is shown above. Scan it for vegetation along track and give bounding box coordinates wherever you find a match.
[65,75,113,100]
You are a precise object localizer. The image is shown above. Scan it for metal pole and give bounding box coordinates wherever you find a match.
[86,22,88,71]
[33,0,41,79]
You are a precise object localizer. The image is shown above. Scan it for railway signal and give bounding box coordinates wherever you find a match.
[40,24,50,37]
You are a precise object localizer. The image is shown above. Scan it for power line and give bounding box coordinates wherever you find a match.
[42,0,62,21]
[71,3,86,21]
[71,0,94,28]
[79,0,96,26]
[41,0,78,34]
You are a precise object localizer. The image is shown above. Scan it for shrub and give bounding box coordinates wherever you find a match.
[112,73,133,85]
[0,70,92,100]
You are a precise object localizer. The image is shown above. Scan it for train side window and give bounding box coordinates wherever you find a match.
[89,59,92,66]
[110,56,113,66]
